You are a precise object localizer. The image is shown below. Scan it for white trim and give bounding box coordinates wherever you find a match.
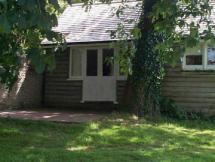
[68,47,72,79]
[82,47,117,103]
[68,47,83,80]
[203,43,207,70]
[117,76,127,80]
[114,48,127,81]
[68,43,114,48]
[82,48,87,78]
[205,44,215,70]
[67,77,83,81]
[182,41,215,71]
[67,44,127,103]
[98,49,102,77]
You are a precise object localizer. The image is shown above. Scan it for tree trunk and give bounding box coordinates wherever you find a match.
[132,0,161,117]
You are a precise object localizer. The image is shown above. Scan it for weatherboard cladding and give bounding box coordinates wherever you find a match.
[44,48,126,108]
[162,66,215,115]
[43,1,215,113]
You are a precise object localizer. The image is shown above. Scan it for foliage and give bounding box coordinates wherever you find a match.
[0,116,215,161]
[0,0,73,89]
[151,0,215,63]
[160,97,215,121]
[126,0,215,116]
[160,97,188,120]
[129,0,163,116]
[98,0,215,116]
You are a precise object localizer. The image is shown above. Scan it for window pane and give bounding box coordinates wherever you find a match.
[71,49,82,76]
[185,45,203,65]
[186,55,202,65]
[87,49,98,76]
[185,48,202,56]
[103,49,114,76]
[208,48,215,65]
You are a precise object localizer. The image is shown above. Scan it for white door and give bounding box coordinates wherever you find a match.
[83,48,116,102]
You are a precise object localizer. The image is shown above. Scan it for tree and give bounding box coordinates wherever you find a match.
[0,0,73,89]
[131,0,215,116]
[0,0,214,116]
[132,0,162,117]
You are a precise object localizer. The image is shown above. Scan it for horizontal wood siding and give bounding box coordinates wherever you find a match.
[44,48,82,107]
[44,47,126,108]
[117,81,127,103]
[162,66,215,114]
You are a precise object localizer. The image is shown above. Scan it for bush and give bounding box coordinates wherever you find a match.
[160,97,187,120]
[160,97,215,122]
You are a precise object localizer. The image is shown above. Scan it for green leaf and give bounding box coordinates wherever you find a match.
[0,14,10,33]
[49,0,60,9]
[28,48,46,74]
[0,0,7,8]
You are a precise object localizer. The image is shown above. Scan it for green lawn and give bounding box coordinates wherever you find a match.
[0,114,215,162]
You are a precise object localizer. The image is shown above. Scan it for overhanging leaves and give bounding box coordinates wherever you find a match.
[0,0,72,88]
[0,14,10,33]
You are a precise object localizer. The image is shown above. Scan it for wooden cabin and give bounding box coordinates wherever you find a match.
[1,1,215,114]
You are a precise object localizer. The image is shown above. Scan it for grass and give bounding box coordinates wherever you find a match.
[0,114,215,162]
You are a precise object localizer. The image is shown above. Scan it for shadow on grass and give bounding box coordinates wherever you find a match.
[0,117,215,162]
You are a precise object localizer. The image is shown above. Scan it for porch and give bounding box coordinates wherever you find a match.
[0,110,105,123]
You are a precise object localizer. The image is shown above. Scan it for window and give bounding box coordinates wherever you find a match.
[102,49,114,76]
[207,48,215,65]
[70,48,82,79]
[68,46,127,80]
[183,45,204,70]
[183,42,215,70]
[186,55,202,65]
[87,49,98,76]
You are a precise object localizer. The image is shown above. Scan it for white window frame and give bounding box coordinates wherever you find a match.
[68,47,84,80]
[205,44,215,70]
[67,44,127,81]
[182,41,215,71]
[115,47,127,81]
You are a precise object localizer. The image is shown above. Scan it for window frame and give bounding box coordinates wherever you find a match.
[182,41,215,71]
[86,48,99,77]
[68,45,128,81]
[102,48,115,77]
[205,44,215,70]
[68,47,84,80]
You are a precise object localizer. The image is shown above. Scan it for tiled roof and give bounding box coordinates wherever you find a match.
[43,1,142,44]
[176,1,215,35]
[43,1,215,44]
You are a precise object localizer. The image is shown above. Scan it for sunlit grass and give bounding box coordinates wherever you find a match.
[0,114,215,162]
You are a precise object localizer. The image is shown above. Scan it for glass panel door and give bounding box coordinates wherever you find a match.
[83,48,116,103]
[102,49,114,76]
[86,49,98,76]
[71,49,82,76]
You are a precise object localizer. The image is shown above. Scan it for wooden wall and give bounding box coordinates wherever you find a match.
[117,81,127,102]
[162,66,215,114]
[44,47,215,114]
[44,48,127,108]
[44,48,82,107]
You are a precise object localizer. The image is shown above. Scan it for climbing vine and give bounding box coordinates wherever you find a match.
[114,0,215,116]
[132,0,215,116]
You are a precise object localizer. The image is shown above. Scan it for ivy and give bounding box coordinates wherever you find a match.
[113,0,215,116]
[131,0,215,116]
